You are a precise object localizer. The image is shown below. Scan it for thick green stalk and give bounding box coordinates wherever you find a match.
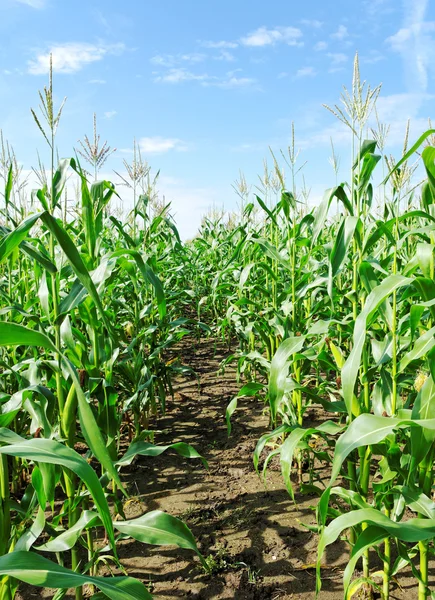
[62,384,81,600]
[0,456,11,600]
[418,541,428,600]
[384,209,400,600]
[417,446,435,600]
[383,508,391,599]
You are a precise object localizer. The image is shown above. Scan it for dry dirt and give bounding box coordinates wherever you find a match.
[18,338,431,599]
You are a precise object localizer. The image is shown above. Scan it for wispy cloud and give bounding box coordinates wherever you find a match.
[153,68,212,84]
[214,50,235,62]
[386,0,434,92]
[295,66,316,78]
[206,71,258,89]
[327,52,348,66]
[150,53,206,68]
[28,42,125,74]
[330,25,349,41]
[138,137,188,154]
[240,26,303,47]
[364,0,394,17]
[314,41,328,51]
[120,137,188,154]
[301,19,323,28]
[299,122,350,149]
[104,110,117,120]
[14,0,46,8]
[153,66,257,89]
[372,92,433,145]
[361,50,385,64]
[200,40,238,49]
[89,78,106,84]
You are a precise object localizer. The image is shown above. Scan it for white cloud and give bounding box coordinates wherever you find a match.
[364,0,394,16]
[200,40,238,49]
[104,110,117,120]
[295,66,316,77]
[150,53,206,68]
[327,52,348,66]
[153,68,212,84]
[14,0,46,7]
[214,50,235,62]
[209,74,257,89]
[361,50,385,64]
[386,0,435,92]
[137,137,188,154]
[240,26,303,47]
[150,55,172,67]
[314,41,328,51]
[330,25,349,40]
[299,122,350,149]
[153,67,256,89]
[369,92,433,147]
[301,19,323,28]
[28,42,125,75]
[375,93,423,121]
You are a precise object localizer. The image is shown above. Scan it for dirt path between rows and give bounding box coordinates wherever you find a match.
[117,338,424,599]
[20,338,427,599]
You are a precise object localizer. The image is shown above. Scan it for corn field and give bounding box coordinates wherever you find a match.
[1,53,435,600]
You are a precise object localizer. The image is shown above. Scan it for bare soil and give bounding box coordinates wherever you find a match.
[18,338,430,599]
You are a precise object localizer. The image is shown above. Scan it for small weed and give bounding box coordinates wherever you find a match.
[202,548,261,586]
[203,548,235,574]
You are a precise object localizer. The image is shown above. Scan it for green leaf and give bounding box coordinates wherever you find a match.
[416,242,434,278]
[39,212,116,339]
[0,434,115,552]
[0,213,42,264]
[330,216,359,277]
[111,249,166,320]
[4,164,13,210]
[281,423,344,501]
[312,186,353,244]
[114,510,206,567]
[329,409,435,484]
[317,508,435,596]
[117,440,207,468]
[341,275,411,416]
[411,375,435,465]
[255,195,278,225]
[226,382,264,435]
[36,511,98,552]
[382,129,435,185]
[0,552,152,600]
[269,336,306,424]
[398,325,435,373]
[253,424,289,473]
[0,323,125,499]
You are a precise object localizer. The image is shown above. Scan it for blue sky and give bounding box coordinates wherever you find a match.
[0,0,434,237]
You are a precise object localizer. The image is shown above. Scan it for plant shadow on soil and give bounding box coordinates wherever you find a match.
[18,339,434,599]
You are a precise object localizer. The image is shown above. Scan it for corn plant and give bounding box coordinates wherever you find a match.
[0,58,211,599]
